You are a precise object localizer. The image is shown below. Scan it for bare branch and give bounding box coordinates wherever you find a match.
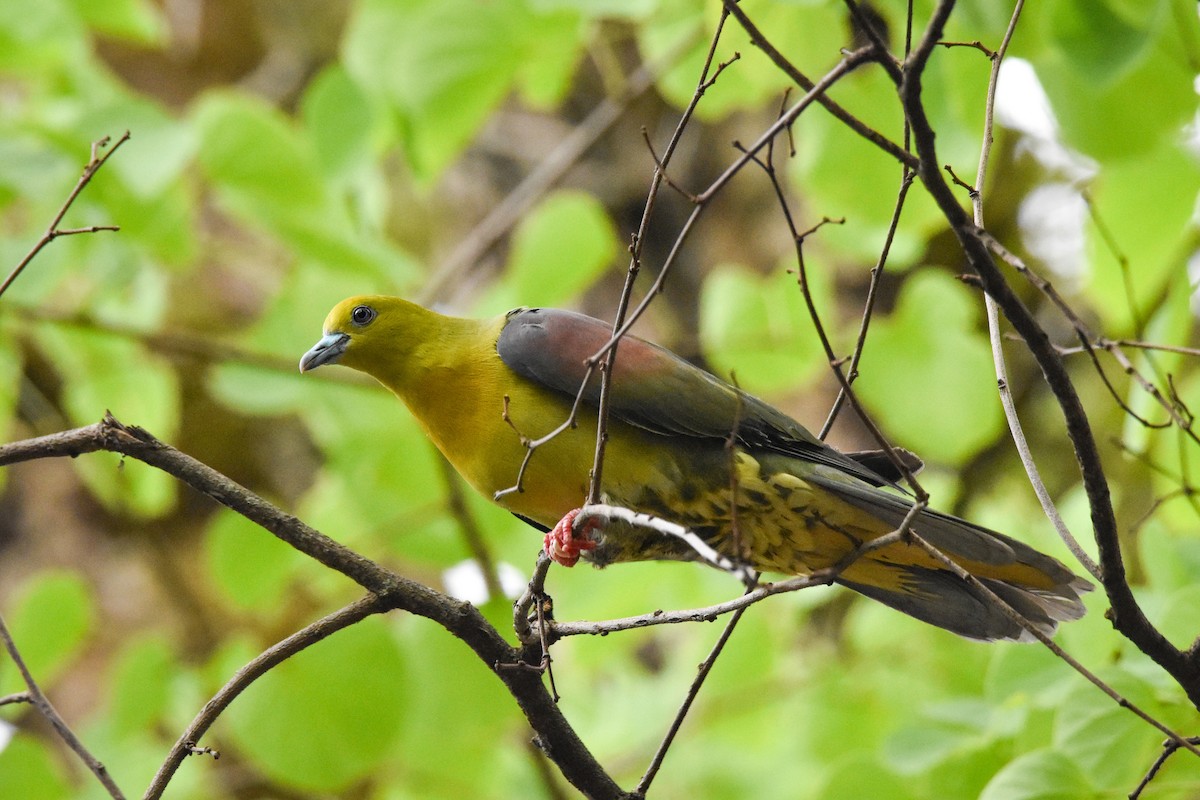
[145,596,388,799]
[0,613,126,798]
[636,579,757,795]
[1130,737,1200,800]
[0,132,130,299]
[0,416,631,799]
[899,0,1200,707]
[722,0,917,168]
[962,0,1100,579]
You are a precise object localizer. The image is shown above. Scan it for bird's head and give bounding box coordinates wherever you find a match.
[299,295,423,376]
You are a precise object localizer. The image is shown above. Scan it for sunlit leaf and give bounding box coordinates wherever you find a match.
[36,324,179,516]
[854,270,1004,464]
[479,190,618,314]
[2,571,93,694]
[699,263,828,396]
[0,737,72,800]
[224,618,408,792]
[206,509,309,612]
[978,749,1092,800]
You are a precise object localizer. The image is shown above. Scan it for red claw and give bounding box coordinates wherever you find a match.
[544,508,601,567]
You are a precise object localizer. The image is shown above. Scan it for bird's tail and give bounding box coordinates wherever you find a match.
[836,559,1091,642]
[807,472,1092,642]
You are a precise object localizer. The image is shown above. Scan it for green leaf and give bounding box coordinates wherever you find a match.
[1081,142,1200,334]
[107,634,174,736]
[344,0,588,179]
[206,508,307,611]
[854,270,1004,464]
[1032,0,1197,160]
[3,571,93,694]
[886,722,983,776]
[984,645,1077,706]
[924,742,1014,800]
[516,7,585,108]
[699,264,828,395]
[0,0,88,73]
[67,0,165,43]
[819,756,918,800]
[979,749,1092,800]
[224,618,408,792]
[301,65,377,180]
[194,91,414,278]
[0,736,72,800]
[1053,699,1156,792]
[1046,0,1158,86]
[297,383,447,561]
[193,91,326,210]
[479,190,618,314]
[36,324,179,516]
[389,617,520,793]
[344,0,521,179]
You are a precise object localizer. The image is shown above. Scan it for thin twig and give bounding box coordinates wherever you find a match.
[743,119,924,493]
[966,0,1100,579]
[586,7,737,511]
[906,532,1200,761]
[983,233,1197,444]
[635,579,758,796]
[1054,339,1200,359]
[722,0,917,168]
[583,46,880,374]
[842,0,903,82]
[1129,737,1200,800]
[573,504,755,583]
[547,576,825,638]
[936,40,996,57]
[514,552,554,646]
[0,614,126,799]
[0,132,129,299]
[145,596,388,799]
[549,508,923,640]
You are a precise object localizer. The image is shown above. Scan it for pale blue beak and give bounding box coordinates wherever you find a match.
[299,332,349,373]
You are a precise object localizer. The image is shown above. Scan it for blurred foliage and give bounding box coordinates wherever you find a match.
[1,0,1199,798]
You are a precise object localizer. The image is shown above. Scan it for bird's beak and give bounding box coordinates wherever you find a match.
[299,332,350,373]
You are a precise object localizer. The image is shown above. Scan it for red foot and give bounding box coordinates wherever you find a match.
[544,508,601,567]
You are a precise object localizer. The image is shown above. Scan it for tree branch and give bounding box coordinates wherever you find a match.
[899,0,1200,705]
[0,415,631,800]
[0,613,125,798]
[0,132,129,300]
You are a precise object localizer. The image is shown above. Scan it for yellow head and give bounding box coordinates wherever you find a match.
[298,295,433,377]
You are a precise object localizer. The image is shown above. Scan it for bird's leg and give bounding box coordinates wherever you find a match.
[544,508,601,567]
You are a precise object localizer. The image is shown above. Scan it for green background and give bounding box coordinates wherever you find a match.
[1,0,1199,797]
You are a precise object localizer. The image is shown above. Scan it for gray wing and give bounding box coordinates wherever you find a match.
[495,307,896,487]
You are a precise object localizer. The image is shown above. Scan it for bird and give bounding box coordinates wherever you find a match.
[299,295,1091,641]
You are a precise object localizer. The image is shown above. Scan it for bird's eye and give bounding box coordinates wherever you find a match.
[350,305,376,326]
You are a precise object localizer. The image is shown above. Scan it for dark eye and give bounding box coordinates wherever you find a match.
[350,305,376,326]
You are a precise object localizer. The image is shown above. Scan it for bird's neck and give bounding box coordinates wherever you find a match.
[372,312,504,421]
